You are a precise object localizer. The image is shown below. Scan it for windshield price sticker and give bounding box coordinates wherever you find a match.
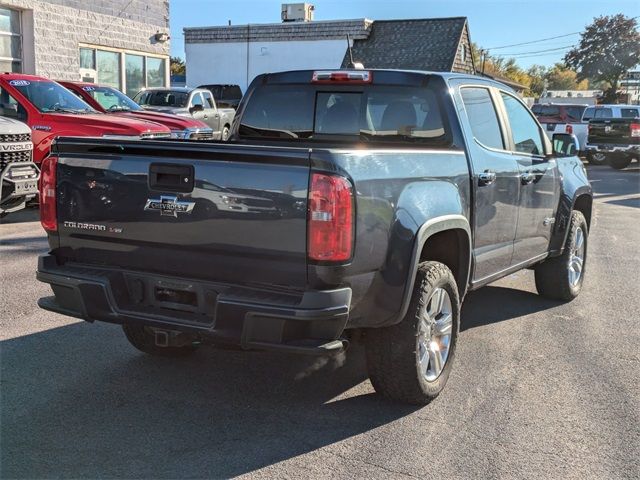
[9,80,30,87]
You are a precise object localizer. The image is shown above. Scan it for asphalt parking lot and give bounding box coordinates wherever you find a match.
[1,164,639,479]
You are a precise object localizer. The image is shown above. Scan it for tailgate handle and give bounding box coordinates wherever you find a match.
[149,163,194,193]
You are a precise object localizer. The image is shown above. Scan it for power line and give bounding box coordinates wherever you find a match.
[493,44,576,57]
[486,32,580,50]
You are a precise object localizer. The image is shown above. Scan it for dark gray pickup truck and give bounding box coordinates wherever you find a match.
[36,70,592,404]
[586,117,639,170]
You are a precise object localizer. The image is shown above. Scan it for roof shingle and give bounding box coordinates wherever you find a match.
[341,17,468,72]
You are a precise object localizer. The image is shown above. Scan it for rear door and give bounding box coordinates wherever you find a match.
[201,91,220,135]
[497,91,559,264]
[454,83,520,282]
[55,142,311,288]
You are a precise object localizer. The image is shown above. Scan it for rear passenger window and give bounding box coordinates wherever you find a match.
[500,92,544,156]
[460,87,504,150]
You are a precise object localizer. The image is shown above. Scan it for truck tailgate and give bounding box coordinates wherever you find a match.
[588,119,633,144]
[53,139,310,288]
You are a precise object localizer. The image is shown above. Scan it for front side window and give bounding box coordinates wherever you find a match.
[10,80,94,113]
[190,93,204,108]
[582,107,595,121]
[460,87,504,150]
[96,50,121,90]
[500,92,543,156]
[0,85,26,121]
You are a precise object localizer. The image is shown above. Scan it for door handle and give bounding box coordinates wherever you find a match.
[520,171,535,185]
[478,170,496,186]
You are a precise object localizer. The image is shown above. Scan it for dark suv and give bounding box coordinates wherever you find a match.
[198,84,242,109]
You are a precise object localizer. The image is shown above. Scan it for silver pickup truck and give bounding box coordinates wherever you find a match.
[133,87,235,141]
[0,117,38,217]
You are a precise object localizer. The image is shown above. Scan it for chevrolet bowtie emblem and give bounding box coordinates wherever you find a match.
[144,195,195,217]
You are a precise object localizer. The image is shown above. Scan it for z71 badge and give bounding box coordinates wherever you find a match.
[144,195,195,217]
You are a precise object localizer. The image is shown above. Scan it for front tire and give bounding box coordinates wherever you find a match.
[609,153,632,170]
[365,261,460,405]
[535,211,587,301]
[221,125,230,141]
[123,324,199,357]
[586,151,607,165]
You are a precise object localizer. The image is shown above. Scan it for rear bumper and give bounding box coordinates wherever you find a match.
[585,143,640,155]
[36,255,351,355]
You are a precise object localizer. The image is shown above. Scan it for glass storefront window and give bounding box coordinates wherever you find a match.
[96,50,121,89]
[0,7,21,73]
[146,57,166,88]
[125,54,144,99]
[79,48,95,69]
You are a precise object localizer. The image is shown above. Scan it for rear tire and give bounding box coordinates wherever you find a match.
[586,151,607,165]
[535,211,587,301]
[365,261,460,405]
[123,324,199,357]
[609,154,632,170]
[221,125,230,141]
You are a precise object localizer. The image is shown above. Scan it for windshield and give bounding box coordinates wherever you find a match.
[82,85,142,112]
[134,90,189,108]
[239,83,450,146]
[11,80,95,113]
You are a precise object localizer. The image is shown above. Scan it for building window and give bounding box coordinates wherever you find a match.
[125,54,144,98]
[146,57,165,88]
[79,46,167,98]
[96,50,121,89]
[0,7,22,73]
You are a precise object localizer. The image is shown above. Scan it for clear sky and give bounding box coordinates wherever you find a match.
[169,0,639,70]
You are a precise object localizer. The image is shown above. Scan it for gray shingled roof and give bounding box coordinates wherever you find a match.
[185,19,372,43]
[341,18,467,72]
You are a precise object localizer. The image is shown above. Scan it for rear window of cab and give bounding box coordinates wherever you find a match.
[238,83,450,146]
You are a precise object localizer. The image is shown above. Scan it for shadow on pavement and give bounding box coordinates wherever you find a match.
[0,322,417,479]
[0,283,566,478]
[0,207,40,225]
[460,285,561,332]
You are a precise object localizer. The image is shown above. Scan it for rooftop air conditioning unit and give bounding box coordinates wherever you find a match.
[281,3,314,22]
[79,68,96,83]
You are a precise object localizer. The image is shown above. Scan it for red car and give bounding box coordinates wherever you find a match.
[0,74,171,164]
[59,81,214,140]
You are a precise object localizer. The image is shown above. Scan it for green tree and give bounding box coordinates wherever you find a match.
[170,56,186,76]
[545,63,589,90]
[565,14,640,102]
[527,65,547,96]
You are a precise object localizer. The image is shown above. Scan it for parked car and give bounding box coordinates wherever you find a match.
[197,84,243,109]
[586,116,639,170]
[133,87,235,141]
[37,69,592,405]
[0,117,38,216]
[59,81,214,140]
[579,104,640,165]
[0,74,171,164]
[532,103,588,153]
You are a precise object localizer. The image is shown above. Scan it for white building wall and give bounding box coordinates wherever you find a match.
[186,39,348,91]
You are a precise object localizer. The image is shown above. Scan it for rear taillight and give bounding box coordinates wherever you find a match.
[565,124,573,134]
[39,156,58,232]
[631,123,640,138]
[308,173,353,262]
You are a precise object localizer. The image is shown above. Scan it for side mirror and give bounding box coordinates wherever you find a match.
[189,104,204,114]
[552,133,579,157]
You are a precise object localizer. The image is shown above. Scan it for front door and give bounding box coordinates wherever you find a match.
[498,91,560,264]
[456,85,521,282]
[201,91,220,137]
